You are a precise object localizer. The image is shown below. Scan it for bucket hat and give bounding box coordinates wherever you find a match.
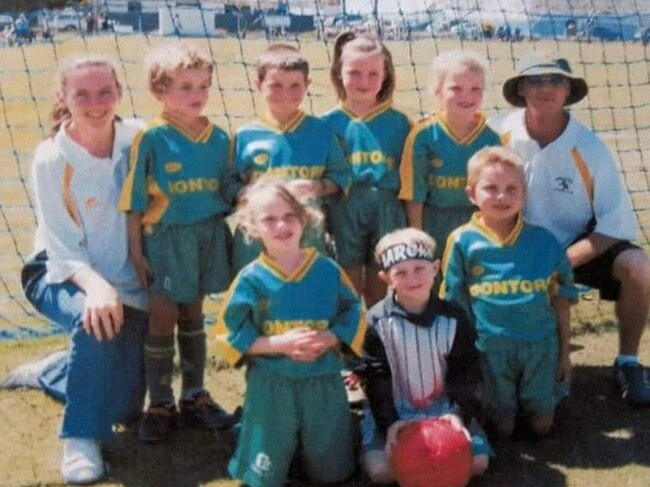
[502,52,588,107]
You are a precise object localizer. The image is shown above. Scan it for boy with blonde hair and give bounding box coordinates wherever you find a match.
[355,227,490,484]
[399,50,502,259]
[440,146,577,438]
[232,43,350,270]
[120,42,238,442]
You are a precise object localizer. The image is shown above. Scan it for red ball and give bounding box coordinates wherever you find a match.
[389,418,473,487]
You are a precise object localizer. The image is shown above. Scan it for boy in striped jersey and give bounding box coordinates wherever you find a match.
[355,228,489,484]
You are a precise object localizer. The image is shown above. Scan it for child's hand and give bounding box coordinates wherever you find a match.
[305,330,339,358]
[83,281,123,341]
[292,330,339,361]
[132,254,152,289]
[342,370,361,389]
[558,353,572,383]
[273,328,323,361]
[285,179,320,198]
[440,413,471,442]
[385,420,411,455]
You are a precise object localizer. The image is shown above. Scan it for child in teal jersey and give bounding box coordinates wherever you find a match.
[120,42,238,442]
[232,44,350,271]
[399,50,502,259]
[216,177,366,487]
[440,146,577,439]
[323,32,411,307]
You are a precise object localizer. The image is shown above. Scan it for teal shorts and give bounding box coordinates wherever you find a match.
[329,186,405,267]
[145,215,232,303]
[229,368,355,487]
[423,205,475,258]
[479,334,560,423]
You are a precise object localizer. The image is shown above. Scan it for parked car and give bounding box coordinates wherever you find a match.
[450,21,481,40]
[321,13,365,38]
[53,10,86,32]
[0,13,13,29]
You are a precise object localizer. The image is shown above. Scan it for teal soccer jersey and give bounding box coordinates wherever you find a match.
[440,213,578,350]
[120,113,236,227]
[234,111,350,190]
[399,113,502,207]
[321,101,411,190]
[216,248,367,377]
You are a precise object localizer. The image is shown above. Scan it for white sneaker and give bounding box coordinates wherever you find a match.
[61,438,105,484]
[0,349,67,389]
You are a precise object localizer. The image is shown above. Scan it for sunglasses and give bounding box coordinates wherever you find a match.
[524,74,569,86]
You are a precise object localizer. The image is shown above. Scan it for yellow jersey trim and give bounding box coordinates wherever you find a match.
[259,110,306,133]
[339,100,392,122]
[161,112,213,143]
[259,247,319,282]
[438,112,487,145]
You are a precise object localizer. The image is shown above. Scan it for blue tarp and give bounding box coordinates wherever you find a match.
[531,13,647,41]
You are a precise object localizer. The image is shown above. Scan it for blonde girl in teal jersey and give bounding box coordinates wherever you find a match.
[217,177,366,487]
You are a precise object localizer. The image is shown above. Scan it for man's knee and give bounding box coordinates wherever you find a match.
[614,249,650,290]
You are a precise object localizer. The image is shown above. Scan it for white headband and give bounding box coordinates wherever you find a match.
[379,243,435,271]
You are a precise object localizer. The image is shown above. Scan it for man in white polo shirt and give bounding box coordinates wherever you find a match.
[490,52,650,406]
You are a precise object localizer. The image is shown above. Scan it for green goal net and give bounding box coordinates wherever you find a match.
[1,0,648,338]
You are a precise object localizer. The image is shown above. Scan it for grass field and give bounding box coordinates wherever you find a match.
[1,32,650,486]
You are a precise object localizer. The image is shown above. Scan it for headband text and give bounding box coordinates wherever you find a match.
[379,243,435,270]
